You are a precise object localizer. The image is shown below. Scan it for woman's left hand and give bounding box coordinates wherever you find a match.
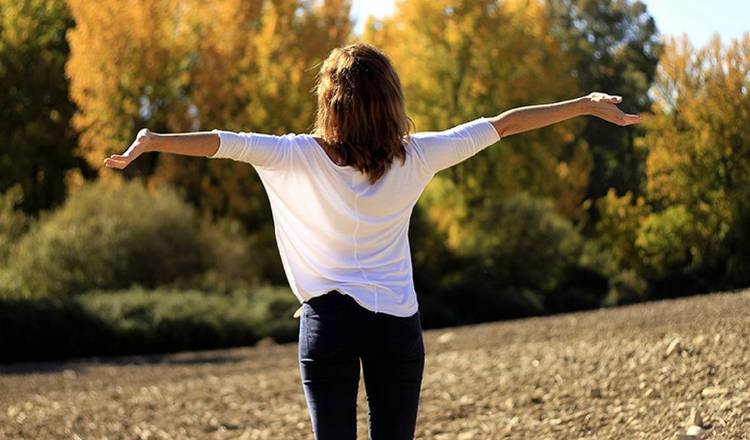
[103,128,154,169]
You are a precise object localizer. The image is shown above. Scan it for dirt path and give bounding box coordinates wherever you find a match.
[2,289,749,439]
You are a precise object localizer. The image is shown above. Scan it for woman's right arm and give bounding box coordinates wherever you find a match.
[488,92,641,139]
[411,92,641,176]
[103,129,219,169]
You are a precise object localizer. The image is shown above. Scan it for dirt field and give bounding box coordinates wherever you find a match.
[2,289,749,439]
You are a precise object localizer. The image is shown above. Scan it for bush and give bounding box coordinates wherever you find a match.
[0,296,114,362]
[545,266,609,313]
[194,216,264,292]
[460,193,584,293]
[4,180,262,298]
[0,185,29,263]
[415,193,587,326]
[635,205,694,278]
[593,188,650,272]
[603,269,649,306]
[0,286,300,363]
[419,280,545,328]
[720,188,750,287]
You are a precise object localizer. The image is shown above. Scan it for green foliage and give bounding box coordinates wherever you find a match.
[0,286,299,363]
[594,188,650,272]
[634,35,750,289]
[635,205,694,278]
[594,189,699,281]
[578,238,620,279]
[7,180,202,297]
[194,216,265,292]
[0,296,114,362]
[0,185,29,263]
[461,193,584,293]
[547,0,661,201]
[0,0,86,213]
[718,187,750,287]
[4,180,261,298]
[365,0,592,222]
[545,266,609,313]
[603,269,649,306]
[239,285,303,342]
[416,193,591,326]
[642,35,750,269]
[420,283,545,328]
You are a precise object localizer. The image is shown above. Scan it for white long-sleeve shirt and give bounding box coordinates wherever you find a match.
[209,117,501,317]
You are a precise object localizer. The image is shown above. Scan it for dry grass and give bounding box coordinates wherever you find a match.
[2,289,749,439]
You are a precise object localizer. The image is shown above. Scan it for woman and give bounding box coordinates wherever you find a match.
[104,43,640,439]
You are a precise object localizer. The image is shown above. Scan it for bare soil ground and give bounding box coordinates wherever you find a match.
[2,289,749,439]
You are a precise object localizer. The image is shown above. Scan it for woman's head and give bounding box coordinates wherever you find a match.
[312,43,414,184]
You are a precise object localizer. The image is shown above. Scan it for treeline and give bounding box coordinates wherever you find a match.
[1,0,749,362]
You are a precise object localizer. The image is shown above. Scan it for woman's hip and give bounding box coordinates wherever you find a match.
[299,290,424,361]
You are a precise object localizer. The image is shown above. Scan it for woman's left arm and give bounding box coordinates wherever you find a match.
[488,92,641,139]
[103,129,219,169]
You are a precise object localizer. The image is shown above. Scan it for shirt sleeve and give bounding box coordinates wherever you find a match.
[207,129,289,169]
[410,117,501,175]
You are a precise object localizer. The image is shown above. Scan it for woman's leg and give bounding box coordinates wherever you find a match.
[361,311,425,440]
[299,292,360,440]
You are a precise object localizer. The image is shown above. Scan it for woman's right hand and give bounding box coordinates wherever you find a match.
[103,128,154,169]
[582,92,642,126]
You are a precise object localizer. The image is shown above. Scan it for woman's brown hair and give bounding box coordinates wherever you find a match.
[312,43,415,184]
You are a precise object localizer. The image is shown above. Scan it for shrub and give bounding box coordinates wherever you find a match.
[6,180,203,297]
[0,286,300,363]
[545,266,609,313]
[416,193,586,325]
[0,185,29,264]
[0,296,114,362]
[460,193,584,293]
[717,188,750,288]
[603,269,649,306]
[635,205,694,278]
[593,188,650,272]
[5,180,262,298]
[194,216,264,292]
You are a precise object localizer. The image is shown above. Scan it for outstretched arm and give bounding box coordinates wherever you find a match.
[488,92,641,139]
[103,129,219,169]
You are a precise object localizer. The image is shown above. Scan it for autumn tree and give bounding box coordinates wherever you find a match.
[363,0,591,254]
[640,34,750,280]
[152,0,353,225]
[66,0,196,176]
[66,0,353,282]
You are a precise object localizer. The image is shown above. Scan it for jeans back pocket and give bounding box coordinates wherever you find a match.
[301,295,353,361]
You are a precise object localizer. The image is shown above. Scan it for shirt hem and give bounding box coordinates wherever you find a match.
[301,287,419,318]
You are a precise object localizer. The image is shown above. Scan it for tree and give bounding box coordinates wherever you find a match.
[546,0,661,206]
[150,0,353,226]
[66,0,353,283]
[66,0,199,178]
[363,0,593,248]
[640,34,750,268]
[0,0,86,213]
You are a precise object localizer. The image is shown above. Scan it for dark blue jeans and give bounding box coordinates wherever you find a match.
[298,290,425,439]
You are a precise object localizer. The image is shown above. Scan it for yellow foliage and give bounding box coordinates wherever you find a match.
[363,0,590,240]
[67,0,352,221]
[595,188,650,271]
[641,33,750,255]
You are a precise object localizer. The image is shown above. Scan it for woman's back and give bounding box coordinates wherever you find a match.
[209,117,501,316]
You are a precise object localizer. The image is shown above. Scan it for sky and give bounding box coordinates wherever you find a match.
[350,0,749,47]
